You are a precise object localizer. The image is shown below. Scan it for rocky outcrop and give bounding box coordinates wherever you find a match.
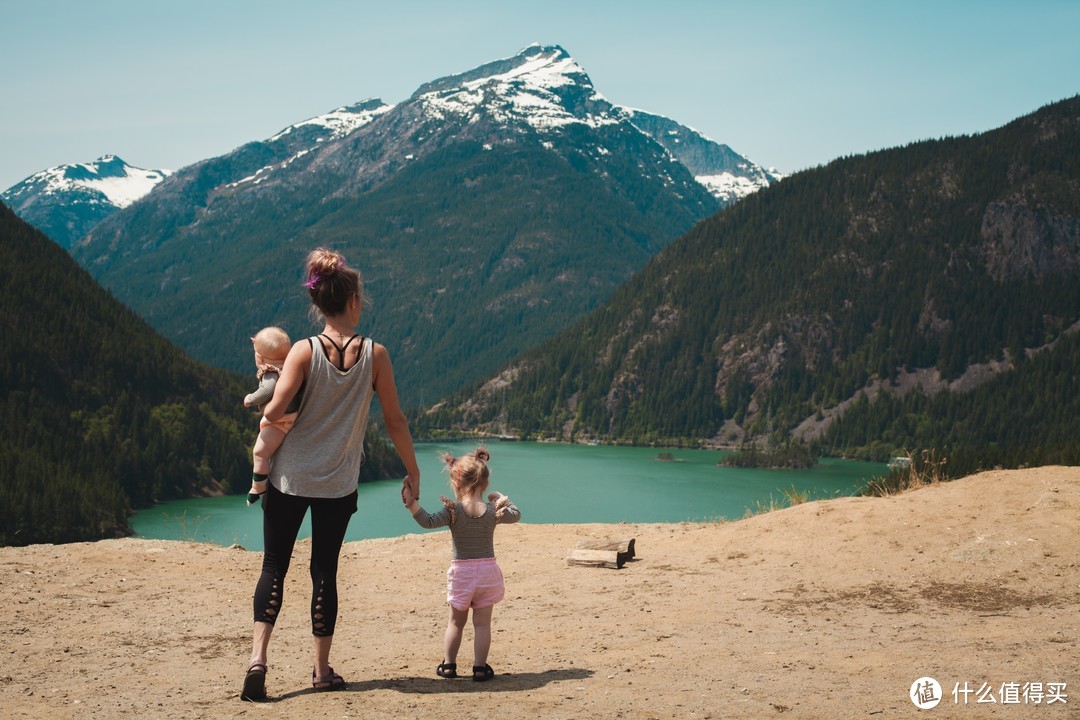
[979,199,1080,282]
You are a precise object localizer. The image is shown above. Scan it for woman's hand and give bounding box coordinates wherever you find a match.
[402,473,419,503]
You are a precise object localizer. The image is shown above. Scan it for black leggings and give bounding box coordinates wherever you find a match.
[253,483,358,637]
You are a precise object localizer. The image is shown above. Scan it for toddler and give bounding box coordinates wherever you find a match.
[402,448,520,681]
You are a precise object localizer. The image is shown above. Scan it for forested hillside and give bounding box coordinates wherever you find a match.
[0,202,403,546]
[422,95,1080,473]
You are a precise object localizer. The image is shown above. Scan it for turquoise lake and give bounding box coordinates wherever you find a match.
[129,441,887,551]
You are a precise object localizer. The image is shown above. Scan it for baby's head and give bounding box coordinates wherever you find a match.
[442,448,491,500]
[251,326,291,366]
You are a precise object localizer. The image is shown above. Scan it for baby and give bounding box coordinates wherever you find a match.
[243,327,300,505]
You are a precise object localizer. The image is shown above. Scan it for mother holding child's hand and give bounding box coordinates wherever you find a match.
[241,247,420,702]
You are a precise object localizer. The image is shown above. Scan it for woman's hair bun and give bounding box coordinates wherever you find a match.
[307,248,344,278]
[474,449,491,462]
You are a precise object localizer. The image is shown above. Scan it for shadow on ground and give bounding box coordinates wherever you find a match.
[266,668,595,701]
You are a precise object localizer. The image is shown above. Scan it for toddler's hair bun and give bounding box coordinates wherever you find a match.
[474,449,491,462]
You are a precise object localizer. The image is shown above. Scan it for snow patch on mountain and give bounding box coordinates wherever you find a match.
[222,101,393,189]
[619,106,784,202]
[268,100,392,143]
[229,149,317,188]
[695,172,769,203]
[80,168,168,207]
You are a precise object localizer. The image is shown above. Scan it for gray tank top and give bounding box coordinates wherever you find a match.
[269,336,374,498]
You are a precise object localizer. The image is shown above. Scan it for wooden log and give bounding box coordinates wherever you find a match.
[567,537,636,569]
[566,548,624,569]
[575,538,635,558]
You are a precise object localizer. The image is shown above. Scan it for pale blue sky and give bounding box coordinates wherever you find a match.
[2,0,1077,189]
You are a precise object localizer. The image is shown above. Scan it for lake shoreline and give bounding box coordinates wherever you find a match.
[129,441,885,551]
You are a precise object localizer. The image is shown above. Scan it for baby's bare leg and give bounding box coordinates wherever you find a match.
[252,425,288,476]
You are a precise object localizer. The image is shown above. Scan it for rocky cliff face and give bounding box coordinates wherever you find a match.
[980,198,1080,282]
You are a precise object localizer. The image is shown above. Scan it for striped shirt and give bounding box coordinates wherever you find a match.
[412,500,521,560]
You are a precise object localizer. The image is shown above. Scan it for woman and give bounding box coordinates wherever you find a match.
[241,248,420,701]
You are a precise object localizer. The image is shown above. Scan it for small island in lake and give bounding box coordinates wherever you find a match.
[720,444,818,469]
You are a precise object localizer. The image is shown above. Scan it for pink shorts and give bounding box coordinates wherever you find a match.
[446,558,505,611]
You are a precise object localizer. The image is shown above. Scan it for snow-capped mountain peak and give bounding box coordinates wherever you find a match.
[1,155,171,247]
[406,44,780,202]
[4,155,171,210]
[414,44,614,131]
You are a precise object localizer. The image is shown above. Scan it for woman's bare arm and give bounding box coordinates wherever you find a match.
[263,340,311,422]
[372,342,421,499]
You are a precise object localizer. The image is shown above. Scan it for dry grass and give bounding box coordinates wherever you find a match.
[862,448,950,496]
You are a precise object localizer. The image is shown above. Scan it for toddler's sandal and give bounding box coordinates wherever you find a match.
[436,662,458,678]
[472,664,495,682]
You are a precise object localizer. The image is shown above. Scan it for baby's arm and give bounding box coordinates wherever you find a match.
[244,373,278,408]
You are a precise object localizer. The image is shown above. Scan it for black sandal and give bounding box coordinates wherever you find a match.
[436,662,458,678]
[240,662,268,701]
[472,664,495,682]
[246,491,266,506]
[312,666,346,691]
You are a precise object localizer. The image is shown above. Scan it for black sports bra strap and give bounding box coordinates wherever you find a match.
[318,333,361,371]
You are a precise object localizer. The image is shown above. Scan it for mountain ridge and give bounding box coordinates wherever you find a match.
[69,44,777,404]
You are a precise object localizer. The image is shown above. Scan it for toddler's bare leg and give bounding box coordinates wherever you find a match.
[444,606,469,664]
[471,605,493,667]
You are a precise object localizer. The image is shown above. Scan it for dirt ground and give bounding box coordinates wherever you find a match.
[1,467,1077,719]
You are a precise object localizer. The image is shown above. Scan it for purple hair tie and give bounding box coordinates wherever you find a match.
[304,274,321,289]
